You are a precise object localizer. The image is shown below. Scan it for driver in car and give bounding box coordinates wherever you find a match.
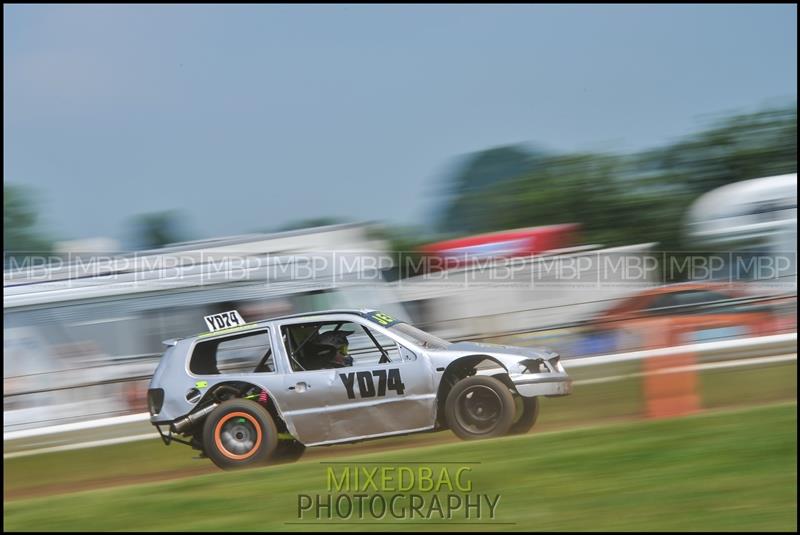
[312,330,354,369]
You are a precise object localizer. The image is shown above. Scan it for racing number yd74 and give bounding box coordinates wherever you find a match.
[339,369,405,399]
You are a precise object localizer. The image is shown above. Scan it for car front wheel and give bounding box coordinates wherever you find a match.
[444,375,516,440]
[202,399,278,470]
[509,395,539,435]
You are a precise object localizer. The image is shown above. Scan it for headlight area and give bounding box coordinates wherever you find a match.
[548,355,565,373]
[516,359,544,374]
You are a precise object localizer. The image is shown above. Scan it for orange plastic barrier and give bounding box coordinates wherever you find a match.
[640,315,776,418]
[643,353,700,419]
[642,319,700,419]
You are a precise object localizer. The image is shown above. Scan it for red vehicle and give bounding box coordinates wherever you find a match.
[589,282,780,351]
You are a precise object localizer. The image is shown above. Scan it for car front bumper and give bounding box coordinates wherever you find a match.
[504,355,573,397]
[510,372,572,397]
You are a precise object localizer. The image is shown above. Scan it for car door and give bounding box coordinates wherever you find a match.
[275,314,435,446]
[273,319,339,445]
[325,319,437,443]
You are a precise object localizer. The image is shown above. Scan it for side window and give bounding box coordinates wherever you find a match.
[648,291,729,314]
[282,320,401,372]
[672,291,728,307]
[190,330,274,375]
[350,325,400,367]
[283,323,322,372]
[646,294,679,313]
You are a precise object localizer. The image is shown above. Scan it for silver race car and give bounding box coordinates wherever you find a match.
[147,309,572,469]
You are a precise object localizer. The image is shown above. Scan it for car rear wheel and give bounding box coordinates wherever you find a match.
[509,395,539,435]
[445,375,515,440]
[202,399,278,470]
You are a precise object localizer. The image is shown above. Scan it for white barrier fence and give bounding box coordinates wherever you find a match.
[4,412,151,441]
[3,332,796,458]
[566,332,797,368]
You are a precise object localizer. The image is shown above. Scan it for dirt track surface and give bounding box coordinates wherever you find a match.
[2,412,731,502]
[4,466,216,501]
[3,428,469,502]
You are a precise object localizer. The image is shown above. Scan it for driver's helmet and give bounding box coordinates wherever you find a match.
[313,330,354,367]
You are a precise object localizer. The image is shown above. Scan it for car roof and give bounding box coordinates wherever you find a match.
[261,308,380,323]
[175,308,384,343]
[596,282,746,319]
[633,282,744,298]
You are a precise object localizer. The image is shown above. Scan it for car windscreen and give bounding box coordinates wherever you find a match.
[388,322,451,350]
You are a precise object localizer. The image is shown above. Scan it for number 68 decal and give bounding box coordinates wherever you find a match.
[367,311,399,327]
[339,368,405,399]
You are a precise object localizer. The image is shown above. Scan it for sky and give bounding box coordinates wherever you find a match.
[3,4,797,247]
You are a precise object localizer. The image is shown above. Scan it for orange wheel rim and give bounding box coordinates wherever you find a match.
[214,411,263,460]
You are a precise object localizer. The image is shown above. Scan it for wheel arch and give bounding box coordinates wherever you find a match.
[435,354,513,427]
[194,380,290,434]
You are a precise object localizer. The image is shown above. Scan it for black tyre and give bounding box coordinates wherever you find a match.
[271,438,306,464]
[202,399,279,470]
[509,395,539,435]
[444,375,516,440]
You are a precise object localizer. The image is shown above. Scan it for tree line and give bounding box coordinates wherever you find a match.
[435,105,796,250]
[4,104,796,268]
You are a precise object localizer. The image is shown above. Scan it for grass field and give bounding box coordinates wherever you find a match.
[4,402,796,532]
[4,360,795,501]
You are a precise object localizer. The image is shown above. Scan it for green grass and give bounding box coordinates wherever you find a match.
[3,436,209,494]
[700,363,797,408]
[4,361,795,498]
[4,403,797,532]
